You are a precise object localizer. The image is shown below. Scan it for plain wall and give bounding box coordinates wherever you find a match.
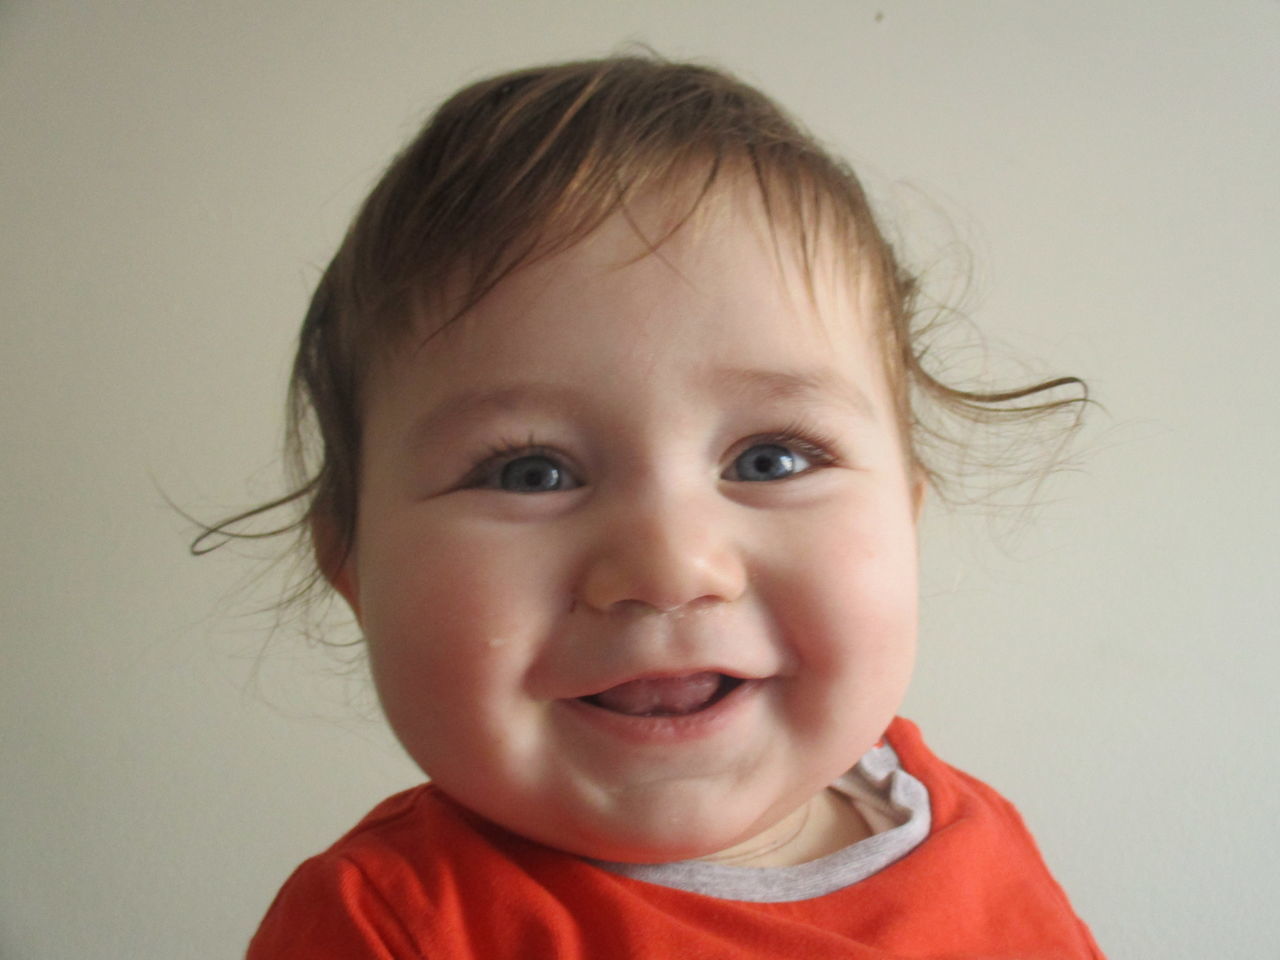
[3,2,1277,957]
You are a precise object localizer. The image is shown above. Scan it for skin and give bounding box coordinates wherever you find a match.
[325,187,922,867]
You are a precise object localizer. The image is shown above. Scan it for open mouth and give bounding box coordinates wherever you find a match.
[578,672,745,718]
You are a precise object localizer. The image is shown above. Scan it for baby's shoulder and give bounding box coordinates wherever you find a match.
[249,783,509,957]
[321,782,486,877]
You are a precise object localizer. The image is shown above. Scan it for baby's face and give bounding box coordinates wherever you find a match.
[339,191,920,863]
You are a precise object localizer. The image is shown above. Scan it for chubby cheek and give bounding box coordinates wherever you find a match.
[355,517,561,767]
[765,501,919,742]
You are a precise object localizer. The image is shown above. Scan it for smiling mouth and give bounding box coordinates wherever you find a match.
[578,672,745,718]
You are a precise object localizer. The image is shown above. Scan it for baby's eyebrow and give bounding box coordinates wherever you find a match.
[707,366,878,422]
[401,369,877,453]
[402,383,581,451]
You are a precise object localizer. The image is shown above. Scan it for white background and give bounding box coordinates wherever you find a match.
[3,2,1277,957]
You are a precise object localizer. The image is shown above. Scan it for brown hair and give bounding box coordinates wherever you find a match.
[192,52,1086,602]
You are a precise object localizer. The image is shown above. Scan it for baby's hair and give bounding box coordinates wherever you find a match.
[193,52,1086,612]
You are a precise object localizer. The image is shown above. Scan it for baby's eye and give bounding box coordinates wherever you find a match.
[459,441,583,495]
[496,453,576,493]
[726,443,813,482]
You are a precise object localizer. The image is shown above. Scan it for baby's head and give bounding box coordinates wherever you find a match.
[259,55,1077,865]
[296,55,929,564]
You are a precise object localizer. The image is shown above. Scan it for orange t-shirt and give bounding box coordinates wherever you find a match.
[248,718,1104,958]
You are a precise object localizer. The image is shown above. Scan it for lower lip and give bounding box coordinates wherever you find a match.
[556,679,764,746]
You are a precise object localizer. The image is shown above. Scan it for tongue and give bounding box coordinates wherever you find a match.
[589,672,723,717]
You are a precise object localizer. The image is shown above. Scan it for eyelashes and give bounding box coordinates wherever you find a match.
[459,421,843,493]
[743,423,841,472]
[461,439,581,493]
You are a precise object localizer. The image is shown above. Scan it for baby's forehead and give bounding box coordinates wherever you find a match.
[366,197,896,430]
[399,181,885,355]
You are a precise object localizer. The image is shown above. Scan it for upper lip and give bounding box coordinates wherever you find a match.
[566,667,761,700]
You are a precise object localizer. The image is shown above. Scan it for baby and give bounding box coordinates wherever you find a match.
[232,55,1104,958]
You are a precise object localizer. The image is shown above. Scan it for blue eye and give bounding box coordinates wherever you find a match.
[498,454,571,493]
[729,443,811,482]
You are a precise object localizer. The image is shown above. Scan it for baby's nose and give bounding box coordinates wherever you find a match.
[573,496,746,614]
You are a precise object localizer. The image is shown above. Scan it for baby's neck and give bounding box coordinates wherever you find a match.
[697,788,871,868]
